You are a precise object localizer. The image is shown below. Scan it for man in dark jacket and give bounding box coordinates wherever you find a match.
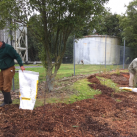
[0,41,25,107]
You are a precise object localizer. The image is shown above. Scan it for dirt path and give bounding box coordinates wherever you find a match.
[1,72,137,136]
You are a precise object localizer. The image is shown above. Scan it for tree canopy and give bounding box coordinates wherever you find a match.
[118,0,137,47]
[94,10,122,37]
[0,0,109,91]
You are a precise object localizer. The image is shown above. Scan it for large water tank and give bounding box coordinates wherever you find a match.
[75,35,120,65]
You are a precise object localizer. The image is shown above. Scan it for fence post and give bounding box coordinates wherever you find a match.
[73,35,75,76]
[123,39,126,69]
[105,35,107,68]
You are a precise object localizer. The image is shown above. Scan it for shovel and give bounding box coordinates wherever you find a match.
[119,87,137,93]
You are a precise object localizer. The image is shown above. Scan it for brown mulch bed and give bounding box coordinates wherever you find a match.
[96,72,129,87]
[1,72,137,136]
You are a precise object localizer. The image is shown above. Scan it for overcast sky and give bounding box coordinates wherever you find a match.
[104,0,134,15]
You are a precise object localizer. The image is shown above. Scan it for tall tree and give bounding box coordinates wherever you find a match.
[0,0,109,91]
[118,0,137,47]
[95,10,122,37]
[27,15,42,61]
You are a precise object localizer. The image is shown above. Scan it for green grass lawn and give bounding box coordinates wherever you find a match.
[12,64,129,108]
[14,64,42,66]
[12,64,126,90]
[12,70,126,107]
[65,78,101,104]
[12,63,127,104]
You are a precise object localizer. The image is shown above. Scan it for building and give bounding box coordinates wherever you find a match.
[0,21,28,62]
[75,35,120,65]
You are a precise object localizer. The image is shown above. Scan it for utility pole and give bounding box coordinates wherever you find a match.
[105,35,107,68]
[73,35,75,76]
[123,39,125,69]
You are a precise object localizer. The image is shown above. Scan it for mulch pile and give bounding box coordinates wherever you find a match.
[1,72,137,137]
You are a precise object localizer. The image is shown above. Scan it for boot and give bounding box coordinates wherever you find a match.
[0,91,12,107]
[4,92,12,104]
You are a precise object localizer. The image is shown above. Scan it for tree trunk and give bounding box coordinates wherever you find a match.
[46,68,55,92]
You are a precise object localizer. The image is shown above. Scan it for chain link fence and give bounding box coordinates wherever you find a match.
[11,37,137,92]
[0,30,137,92]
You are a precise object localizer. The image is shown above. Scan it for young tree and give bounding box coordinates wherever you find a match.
[0,0,108,91]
